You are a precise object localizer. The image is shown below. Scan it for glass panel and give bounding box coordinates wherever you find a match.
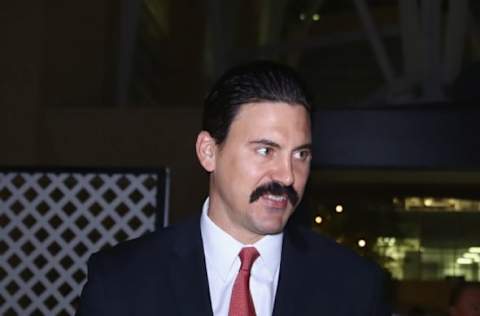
[310,194,480,282]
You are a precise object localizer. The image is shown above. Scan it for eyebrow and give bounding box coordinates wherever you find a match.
[249,139,281,148]
[248,139,312,152]
[294,143,312,152]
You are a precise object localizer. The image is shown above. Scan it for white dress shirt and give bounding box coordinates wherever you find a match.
[200,198,283,316]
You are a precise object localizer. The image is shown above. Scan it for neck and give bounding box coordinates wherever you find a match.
[206,197,263,245]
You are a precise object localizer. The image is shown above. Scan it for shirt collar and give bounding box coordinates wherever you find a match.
[200,198,283,282]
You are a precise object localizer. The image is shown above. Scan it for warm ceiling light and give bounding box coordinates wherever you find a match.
[314,216,323,224]
[335,205,343,213]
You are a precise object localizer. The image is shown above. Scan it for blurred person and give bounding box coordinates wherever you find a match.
[449,282,480,316]
[76,61,390,316]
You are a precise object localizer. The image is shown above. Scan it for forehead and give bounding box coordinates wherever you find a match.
[226,101,311,141]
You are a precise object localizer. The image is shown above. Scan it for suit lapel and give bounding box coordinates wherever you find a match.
[272,226,322,316]
[168,217,213,316]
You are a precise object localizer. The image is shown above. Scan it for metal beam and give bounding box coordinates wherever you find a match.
[352,0,396,85]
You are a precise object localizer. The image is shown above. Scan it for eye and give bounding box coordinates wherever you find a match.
[256,147,272,156]
[293,149,311,161]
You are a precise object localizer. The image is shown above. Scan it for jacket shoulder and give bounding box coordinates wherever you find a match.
[288,226,383,275]
[88,216,200,276]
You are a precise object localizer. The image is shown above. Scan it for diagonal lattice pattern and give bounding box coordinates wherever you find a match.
[0,170,166,316]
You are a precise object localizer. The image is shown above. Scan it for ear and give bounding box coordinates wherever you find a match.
[196,131,217,172]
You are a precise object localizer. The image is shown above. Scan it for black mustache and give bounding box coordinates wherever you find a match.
[249,181,299,206]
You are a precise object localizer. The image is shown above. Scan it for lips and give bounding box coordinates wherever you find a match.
[261,194,288,209]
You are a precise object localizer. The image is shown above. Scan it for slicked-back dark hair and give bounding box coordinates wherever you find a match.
[202,60,312,144]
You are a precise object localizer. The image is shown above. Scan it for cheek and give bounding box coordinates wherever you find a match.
[294,164,310,182]
[234,151,266,180]
[293,166,310,195]
[241,165,265,192]
[223,154,261,193]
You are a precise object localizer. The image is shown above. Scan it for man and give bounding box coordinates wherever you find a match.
[76,61,390,315]
[449,282,480,316]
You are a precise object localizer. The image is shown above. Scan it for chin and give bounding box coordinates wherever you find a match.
[255,220,287,235]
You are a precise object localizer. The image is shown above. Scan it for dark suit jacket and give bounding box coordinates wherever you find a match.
[76,216,391,315]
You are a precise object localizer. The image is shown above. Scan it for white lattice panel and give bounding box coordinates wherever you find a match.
[0,171,164,316]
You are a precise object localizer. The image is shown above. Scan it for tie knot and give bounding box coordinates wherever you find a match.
[238,247,259,272]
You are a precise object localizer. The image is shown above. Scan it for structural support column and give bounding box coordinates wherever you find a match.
[444,0,469,84]
[258,0,290,57]
[115,0,142,107]
[205,0,241,80]
[399,0,422,86]
[421,0,444,100]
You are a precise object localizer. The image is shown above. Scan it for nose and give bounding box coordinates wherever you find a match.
[273,156,294,186]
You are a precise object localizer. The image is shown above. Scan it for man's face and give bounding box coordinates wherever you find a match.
[198,101,311,244]
[450,288,480,316]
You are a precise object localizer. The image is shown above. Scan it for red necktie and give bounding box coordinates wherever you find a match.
[228,247,260,316]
